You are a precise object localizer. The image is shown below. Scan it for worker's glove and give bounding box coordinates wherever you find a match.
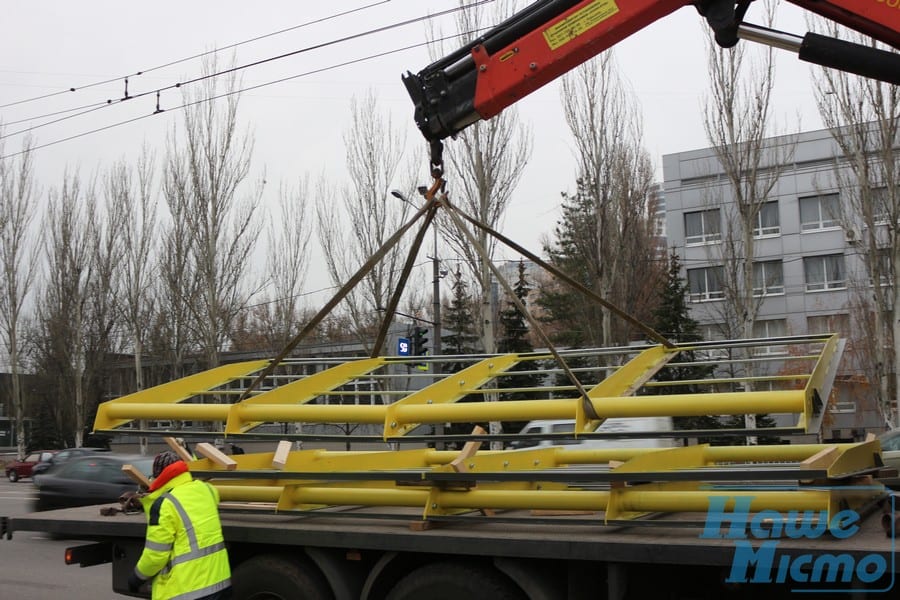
[119,491,145,513]
[127,571,145,593]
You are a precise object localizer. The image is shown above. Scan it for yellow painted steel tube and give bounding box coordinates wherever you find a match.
[704,444,836,463]
[283,486,430,507]
[585,391,804,418]
[434,489,610,511]
[388,392,804,425]
[617,490,830,513]
[216,485,283,503]
[104,403,231,420]
[99,393,807,431]
[235,403,386,424]
[390,399,579,424]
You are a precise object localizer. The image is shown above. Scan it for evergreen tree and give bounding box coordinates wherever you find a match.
[651,250,724,443]
[496,261,544,435]
[442,266,481,371]
[537,181,598,349]
[440,267,483,447]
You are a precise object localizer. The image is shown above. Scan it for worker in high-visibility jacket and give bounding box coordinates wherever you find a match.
[128,451,232,600]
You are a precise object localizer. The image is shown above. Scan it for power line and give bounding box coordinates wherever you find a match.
[0,0,393,110]
[0,30,482,159]
[0,0,495,143]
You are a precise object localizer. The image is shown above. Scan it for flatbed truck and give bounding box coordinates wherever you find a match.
[3,337,899,598]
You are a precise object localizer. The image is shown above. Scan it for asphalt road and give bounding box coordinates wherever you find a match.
[0,476,125,599]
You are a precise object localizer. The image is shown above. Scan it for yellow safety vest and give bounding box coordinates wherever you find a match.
[136,472,231,600]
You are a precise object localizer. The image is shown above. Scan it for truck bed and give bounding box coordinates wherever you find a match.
[7,501,896,570]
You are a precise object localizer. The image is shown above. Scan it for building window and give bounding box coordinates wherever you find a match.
[698,323,728,359]
[753,201,780,237]
[804,254,846,291]
[688,266,724,302]
[870,248,893,287]
[799,193,840,231]
[869,186,900,224]
[684,209,721,245]
[752,260,784,296]
[807,314,849,337]
[753,319,787,355]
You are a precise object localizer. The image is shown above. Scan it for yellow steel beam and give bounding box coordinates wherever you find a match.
[102,403,231,422]
[98,388,807,431]
[826,439,883,478]
[577,345,679,433]
[801,334,840,431]
[219,479,881,528]
[225,357,387,434]
[385,354,521,436]
[93,360,269,431]
[612,444,709,473]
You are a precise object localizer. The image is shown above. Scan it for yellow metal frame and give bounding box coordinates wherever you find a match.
[92,335,890,527]
[93,336,843,438]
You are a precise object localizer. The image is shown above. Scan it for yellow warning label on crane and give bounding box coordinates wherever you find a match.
[543,0,620,51]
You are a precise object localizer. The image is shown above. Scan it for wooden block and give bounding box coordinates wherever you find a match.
[272,440,292,470]
[195,442,238,471]
[122,464,151,489]
[163,437,194,463]
[409,520,437,531]
[449,426,487,473]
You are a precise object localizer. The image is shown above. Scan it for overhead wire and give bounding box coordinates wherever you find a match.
[0,0,496,143]
[0,29,484,160]
[0,0,394,109]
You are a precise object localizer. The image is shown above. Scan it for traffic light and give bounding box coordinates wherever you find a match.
[411,325,429,371]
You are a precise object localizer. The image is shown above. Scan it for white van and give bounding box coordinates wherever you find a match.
[510,417,675,450]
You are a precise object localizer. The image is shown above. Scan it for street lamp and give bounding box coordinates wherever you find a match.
[390,190,442,369]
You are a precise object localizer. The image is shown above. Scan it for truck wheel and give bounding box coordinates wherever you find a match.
[386,562,525,600]
[7,470,18,482]
[232,554,332,600]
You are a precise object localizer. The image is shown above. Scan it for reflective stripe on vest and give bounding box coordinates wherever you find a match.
[144,539,174,553]
[168,577,232,600]
[157,487,227,577]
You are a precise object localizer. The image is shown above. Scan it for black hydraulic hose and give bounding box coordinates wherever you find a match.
[799,33,900,87]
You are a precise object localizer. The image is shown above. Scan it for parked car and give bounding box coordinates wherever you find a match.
[31,447,111,478]
[33,454,154,512]
[879,429,900,471]
[5,450,58,482]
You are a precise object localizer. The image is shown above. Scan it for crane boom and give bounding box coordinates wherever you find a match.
[403,0,900,169]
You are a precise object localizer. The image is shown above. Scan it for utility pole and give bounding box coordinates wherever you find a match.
[431,222,442,373]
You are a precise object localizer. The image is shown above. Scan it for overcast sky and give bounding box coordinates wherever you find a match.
[1,1,825,306]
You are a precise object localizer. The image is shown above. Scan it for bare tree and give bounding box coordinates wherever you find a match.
[110,149,157,390]
[427,0,532,355]
[811,19,900,427]
[151,186,198,382]
[701,0,790,343]
[0,133,39,458]
[35,173,96,446]
[258,180,312,350]
[316,91,413,350]
[699,0,793,442]
[557,52,659,347]
[163,56,263,369]
[107,149,157,453]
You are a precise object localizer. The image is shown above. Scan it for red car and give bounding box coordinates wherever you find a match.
[5,450,57,482]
